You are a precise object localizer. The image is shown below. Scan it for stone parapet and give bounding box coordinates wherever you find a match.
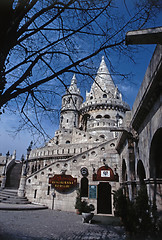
[131,44,162,130]
[80,99,130,113]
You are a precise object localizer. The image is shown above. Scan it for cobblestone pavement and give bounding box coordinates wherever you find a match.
[0,209,126,240]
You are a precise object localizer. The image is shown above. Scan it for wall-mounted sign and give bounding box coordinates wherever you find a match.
[49,174,77,192]
[93,166,119,182]
[89,185,97,199]
[101,170,110,178]
[80,167,88,177]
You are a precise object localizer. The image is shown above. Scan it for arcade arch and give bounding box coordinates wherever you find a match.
[149,128,162,179]
[137,160,146,186]
[149,128,162,208]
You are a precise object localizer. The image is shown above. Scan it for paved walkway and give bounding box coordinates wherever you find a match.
[0,209,126,240]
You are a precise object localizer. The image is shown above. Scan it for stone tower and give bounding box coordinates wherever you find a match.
[80,56,130,139]
[60,74,83,129]
[27,56,131,213]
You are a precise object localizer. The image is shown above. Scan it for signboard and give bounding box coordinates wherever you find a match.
[101,170,110,178]
[80,167,88,177]
[49,174,77,192]
[89,185,97,199]
[93,166,119,182]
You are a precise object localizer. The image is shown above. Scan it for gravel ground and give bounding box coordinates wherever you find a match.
[0,209,126,240]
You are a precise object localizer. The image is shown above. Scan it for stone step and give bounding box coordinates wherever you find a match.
[0,199,31,204]
[0,188,31,204]
[0,190,18,197]
[0,195,29,201]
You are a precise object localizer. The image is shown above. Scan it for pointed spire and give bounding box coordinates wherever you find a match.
[71,74,77,85]
[87,56,116,100]
[68,74,80,94]
[97,56,110,74]
[11,150,16,160]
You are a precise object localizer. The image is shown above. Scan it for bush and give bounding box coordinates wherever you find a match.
[113,188,138,234]
[75,189,82,210]
[75,189,95,213]
[81,200,95,213]
[113,186,161,239]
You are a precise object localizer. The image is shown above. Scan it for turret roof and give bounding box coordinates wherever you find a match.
[68,74,80,95]
[87,56,116,100]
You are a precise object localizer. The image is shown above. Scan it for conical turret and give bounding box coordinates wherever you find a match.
[79,56,130,137]
[68,74,80,95]
[60,74,83,129]
[86,56,117,101]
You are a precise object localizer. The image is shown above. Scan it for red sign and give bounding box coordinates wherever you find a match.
[93,166,119,182]
[49,174,77,192]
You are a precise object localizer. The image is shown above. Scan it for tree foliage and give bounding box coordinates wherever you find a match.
[0,0,161,139]
[113,186,162,239]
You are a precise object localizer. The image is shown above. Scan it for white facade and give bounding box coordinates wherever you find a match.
[26,57,130,214]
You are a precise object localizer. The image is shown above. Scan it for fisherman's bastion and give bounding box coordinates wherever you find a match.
[0,43,161,216]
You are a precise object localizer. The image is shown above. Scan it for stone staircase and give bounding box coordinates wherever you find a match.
[0,189,31,204]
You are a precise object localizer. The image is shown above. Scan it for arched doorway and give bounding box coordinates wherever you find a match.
[137,160,146,186]
[149,128,162,179]
[122,159,127,182]
[81,114,90,131]
[122,159,129,197]
[5,162,22,189]
[149,128,162,208]
[81,177,88,197]
[97,182,112,214]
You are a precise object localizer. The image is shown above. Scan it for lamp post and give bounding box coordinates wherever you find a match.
[18,142,33,197]
[23,141,33,176]
[1,151,10,188]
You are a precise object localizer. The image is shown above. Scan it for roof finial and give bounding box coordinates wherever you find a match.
[71,74,77,84]
[102,56,105,61]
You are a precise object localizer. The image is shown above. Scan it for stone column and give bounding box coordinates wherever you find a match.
[17,141,33,197]
[1,175,6,189]
[18,175,26,197]
[1,151,10,188]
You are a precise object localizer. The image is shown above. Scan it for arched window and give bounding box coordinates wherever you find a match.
[96,115,102,118]
[149,128,162,178]
[90,96,93,100]
[100,135,105,139]
[66,140,70,144]
[104,115,110,119]
[103,94,107,98]
[81,177,88,197]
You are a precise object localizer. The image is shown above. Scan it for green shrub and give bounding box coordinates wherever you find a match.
[113,186,161,239]
[75,189,95,213]
[113,188,138,234]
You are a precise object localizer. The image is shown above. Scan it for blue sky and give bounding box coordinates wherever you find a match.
[0,43,156,159]
[0,1,161,159]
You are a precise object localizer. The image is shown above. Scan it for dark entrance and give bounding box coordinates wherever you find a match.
[97,182,112,214]
[5,162,22,189]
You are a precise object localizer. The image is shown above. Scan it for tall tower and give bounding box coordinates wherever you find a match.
[60,74,83,129]
[80,56,130,139]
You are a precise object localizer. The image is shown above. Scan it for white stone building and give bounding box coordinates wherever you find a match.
[26,57,130,214]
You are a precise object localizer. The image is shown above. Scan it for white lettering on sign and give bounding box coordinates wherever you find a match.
[101,170,110,177]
